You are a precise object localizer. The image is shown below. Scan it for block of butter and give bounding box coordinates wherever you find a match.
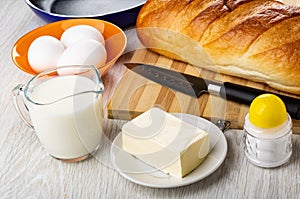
[121,107,209,178]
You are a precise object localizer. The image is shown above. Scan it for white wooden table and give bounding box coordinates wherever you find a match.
[0,1,299,198]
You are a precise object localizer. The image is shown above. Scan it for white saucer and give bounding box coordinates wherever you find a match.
[110,113,227,188]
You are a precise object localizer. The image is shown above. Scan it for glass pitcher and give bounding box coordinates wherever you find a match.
[12,65,104,162]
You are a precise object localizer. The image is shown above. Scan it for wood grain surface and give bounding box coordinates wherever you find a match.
[0,0,299,198]
[108,48,300,133]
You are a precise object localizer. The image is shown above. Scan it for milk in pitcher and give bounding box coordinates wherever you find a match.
[29,75,104,159]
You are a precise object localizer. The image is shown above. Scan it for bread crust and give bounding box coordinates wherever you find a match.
[136,0,300,94]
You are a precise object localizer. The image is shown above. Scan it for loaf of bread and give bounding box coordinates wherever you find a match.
[136,0,300,94]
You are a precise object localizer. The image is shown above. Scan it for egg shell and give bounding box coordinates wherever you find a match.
[28,36,65,73]
[57,39,107,75]
[60,25,105,48]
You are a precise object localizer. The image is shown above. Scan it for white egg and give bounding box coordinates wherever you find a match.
[60,25,105,48]
[28,36,65,73]
[57,39,107,75]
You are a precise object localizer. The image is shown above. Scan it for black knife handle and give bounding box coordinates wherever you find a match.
[219,82,300,119]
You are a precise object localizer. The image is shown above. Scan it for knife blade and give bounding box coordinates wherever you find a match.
[124,63,300,120]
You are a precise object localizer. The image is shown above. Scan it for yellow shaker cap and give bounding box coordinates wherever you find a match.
[249,94,287,128]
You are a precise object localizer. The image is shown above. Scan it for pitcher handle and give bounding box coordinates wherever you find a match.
[12,84,34,129]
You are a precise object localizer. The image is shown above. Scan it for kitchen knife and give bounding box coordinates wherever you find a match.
[124,63,300,120]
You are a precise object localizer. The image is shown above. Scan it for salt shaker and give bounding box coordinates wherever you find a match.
[243,94,292,168]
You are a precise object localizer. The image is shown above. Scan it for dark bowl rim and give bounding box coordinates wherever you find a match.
[24,0,146,18]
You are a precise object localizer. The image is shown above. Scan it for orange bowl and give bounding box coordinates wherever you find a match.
[11,19,127,76]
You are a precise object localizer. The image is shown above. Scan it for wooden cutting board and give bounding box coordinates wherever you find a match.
[107,48,300,134]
